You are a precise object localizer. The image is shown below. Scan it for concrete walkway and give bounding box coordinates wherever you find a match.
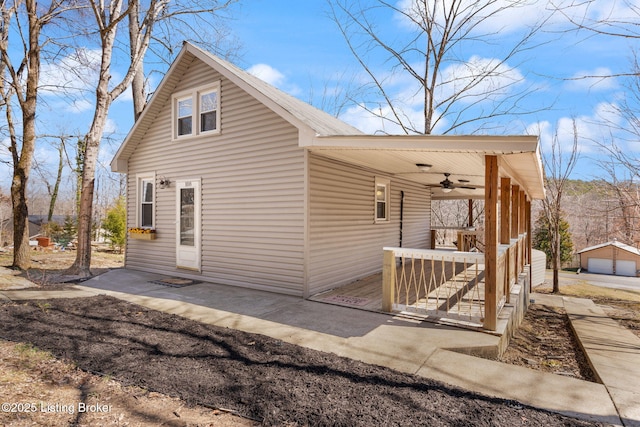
[2,268,639,426]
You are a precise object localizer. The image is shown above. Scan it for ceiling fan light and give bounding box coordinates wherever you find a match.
[442,187,453,193]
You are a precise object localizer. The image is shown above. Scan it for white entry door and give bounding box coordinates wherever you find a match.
[176,179,201,271]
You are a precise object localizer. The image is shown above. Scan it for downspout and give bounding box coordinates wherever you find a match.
[399,191,405,247]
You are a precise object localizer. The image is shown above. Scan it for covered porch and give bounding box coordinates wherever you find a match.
[305,134,545,332]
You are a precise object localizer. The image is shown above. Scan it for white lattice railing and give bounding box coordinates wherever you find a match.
[382,234,527,330]
[382,248,486,327]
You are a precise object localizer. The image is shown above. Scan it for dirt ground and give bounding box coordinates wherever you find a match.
[1,252,636,425]
[0,247,124,284]
[0,296,600,427]
[0,339,255,427]
[499,304,597,381]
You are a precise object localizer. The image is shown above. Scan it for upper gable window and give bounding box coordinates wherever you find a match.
[200,90,218,133]
[177,97,193,136]
[173,82,220,140]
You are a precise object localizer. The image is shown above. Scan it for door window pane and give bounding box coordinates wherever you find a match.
[180,188,195,246]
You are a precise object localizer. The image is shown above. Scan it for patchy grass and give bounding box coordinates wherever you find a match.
[535,281,640,339]
[556,281,640,304]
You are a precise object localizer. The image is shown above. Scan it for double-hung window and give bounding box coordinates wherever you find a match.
[173,82,220,139]
[177,97,193,136]
[138,174,155,228]
[200,90,218,133]
[375,177,390,222]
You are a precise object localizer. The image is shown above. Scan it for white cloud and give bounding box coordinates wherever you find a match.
[527,102,624,157]
[40,48,101,97]
[437,55,525,105]
[565,68,617,92]
[247,63,286,87]
[246,63,303,97]
[66,99,93,113]
[394,0,554,35]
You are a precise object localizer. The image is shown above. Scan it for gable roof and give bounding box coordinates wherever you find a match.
[111,43,545,201]
[578,240,640,257]
[111,42,362,172]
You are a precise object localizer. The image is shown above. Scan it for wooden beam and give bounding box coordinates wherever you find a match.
[526,199,532,291]
[484,155,499,331]
[500,177,511,245]
[382,249,396,312]
[511,184,520,239]
[519,190,527,235]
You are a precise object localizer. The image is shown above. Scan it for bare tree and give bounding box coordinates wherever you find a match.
[541,120,580,292]
[68,0,238,277]
[597,158,640,246]
[128,0,239,120]
[67,0,160,276]
[556,0,639,177]
[0,0,79,269]
[329,0,550,135]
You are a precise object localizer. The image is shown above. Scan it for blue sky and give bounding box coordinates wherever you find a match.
[225,0,637,180]
[2,0,639,197]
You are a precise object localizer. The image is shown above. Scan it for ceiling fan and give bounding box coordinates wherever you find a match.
[432,173,479,193]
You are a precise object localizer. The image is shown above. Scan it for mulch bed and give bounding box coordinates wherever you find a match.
[0,296,601,426]
[500,304,597,382]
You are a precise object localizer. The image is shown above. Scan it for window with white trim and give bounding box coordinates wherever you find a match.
[138,175,155,228]
[200,90,218,133]
[177,96,193,136]
[173,82,220,139]
[375,177,390,222]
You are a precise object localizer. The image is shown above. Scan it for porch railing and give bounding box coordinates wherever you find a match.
[383,233,527,330]
[382,248,486,327]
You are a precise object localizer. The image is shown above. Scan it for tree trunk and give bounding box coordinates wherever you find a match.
[47,143,65,222]
[129,0,147,121]
[67,112,110,277]
[552,217,561,293]
[11,172,31,270]
[66,20,116,277]
[10,0,41,270]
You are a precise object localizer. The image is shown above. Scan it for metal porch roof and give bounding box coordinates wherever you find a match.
[304,134,545,200]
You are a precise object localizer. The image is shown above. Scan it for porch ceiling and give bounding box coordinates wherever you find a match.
[304,134,545,200]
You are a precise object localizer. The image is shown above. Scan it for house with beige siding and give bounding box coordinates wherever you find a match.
[112,42,546,331]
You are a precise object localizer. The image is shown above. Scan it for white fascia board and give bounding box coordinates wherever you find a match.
[306,134,540,154]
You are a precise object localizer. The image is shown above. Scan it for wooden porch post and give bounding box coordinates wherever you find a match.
[526,199,532,265]
[484,156,499,331]
[382,249,396,312]
[519,191,526,235]
[500,178,511,245]
[511,185,520,239]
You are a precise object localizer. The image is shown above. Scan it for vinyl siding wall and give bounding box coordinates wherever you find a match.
[125,58,306,295]
[307,154,431,295]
